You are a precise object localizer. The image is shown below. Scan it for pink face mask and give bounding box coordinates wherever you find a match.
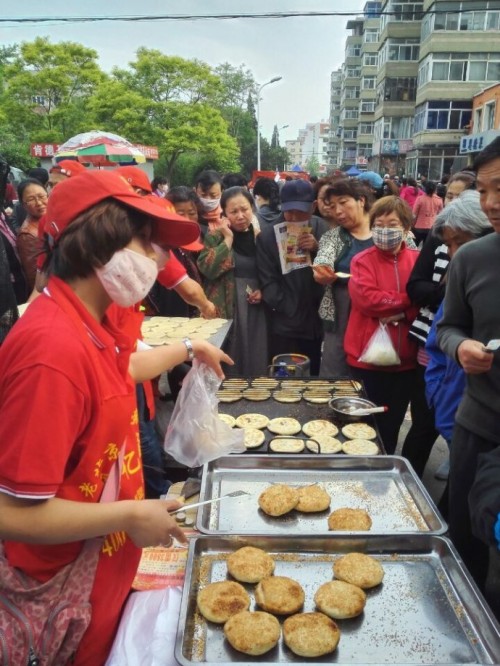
[95,248,158,307]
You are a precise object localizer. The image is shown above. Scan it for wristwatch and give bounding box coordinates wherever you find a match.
[183,337,195,361]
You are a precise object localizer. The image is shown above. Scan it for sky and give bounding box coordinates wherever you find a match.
[1,1,367,145]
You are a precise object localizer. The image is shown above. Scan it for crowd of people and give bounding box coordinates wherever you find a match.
[0,137,500,662]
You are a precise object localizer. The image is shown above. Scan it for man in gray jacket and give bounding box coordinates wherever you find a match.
[437,136,500,594]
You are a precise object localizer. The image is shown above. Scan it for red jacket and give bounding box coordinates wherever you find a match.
[345,243,419,372]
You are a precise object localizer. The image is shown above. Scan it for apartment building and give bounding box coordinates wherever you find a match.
[327,69,342,169]
[406,0,500,179]
[458,82,500,163]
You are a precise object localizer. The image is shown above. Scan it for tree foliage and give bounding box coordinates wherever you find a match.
[0,39,288,180]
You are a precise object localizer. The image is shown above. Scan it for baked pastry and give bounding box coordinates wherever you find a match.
[258,484,299,516]
[333,552,384,589]
[235,413,269,429]
[314,580,366,619]
[197,581,250,623]
[283,612,340,657]
[305,435,342,454]
[302,420,339,438]
[273,391,302,403]
[342,439,379,455]
[218,414,236,428]
[341,423,377,440]
[242,388,271,401]
[328,508,372,531]
[227,546,275,583]
[296,484,331,512]
[269,438,305,453]
[224,611,281,655]
[242,427,266,449]
[267,417,301,435]
[255,576,305,615]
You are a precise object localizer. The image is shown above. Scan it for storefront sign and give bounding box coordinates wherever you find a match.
[30,143,159,159]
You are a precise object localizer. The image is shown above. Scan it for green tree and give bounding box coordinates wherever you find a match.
[90,49,239,180]
[271,124,279,149]
[1,37,104,142]
[305,154,321,177]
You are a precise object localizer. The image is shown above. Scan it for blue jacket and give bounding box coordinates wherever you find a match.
[425,302,465,444]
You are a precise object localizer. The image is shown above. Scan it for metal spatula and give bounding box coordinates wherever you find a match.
[170,490,250,515]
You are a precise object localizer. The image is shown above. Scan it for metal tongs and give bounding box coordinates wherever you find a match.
[169,490,250,515]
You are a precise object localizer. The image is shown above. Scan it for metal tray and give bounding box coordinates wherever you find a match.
[196,456,447,536]
[175,535,500,665]
[217,377,386,455]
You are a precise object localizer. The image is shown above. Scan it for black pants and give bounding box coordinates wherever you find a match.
[350,368,416,455]
[269,334,322,376]
[448,423,493,590]
[401,363,440,477]
[413,228,429,246]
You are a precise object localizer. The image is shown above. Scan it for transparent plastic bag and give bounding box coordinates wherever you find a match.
[358,322,401,366]
[163,360,245,467]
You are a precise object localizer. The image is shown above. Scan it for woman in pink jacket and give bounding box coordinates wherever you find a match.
[412,180,443,245]
[344,196,419,453]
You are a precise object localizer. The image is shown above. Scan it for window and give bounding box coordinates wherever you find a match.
[363,53,378,67]
[357,144,373,158]
[429,52,500,82]
[345,109,359,120]
[374,116,414,140]
[346,66,361,78]
[362,76,376,90]
[376,77,417,104]
[484,102,496,130]
[429,2,500,34]
[359,122,374,135]
[380,1,424,30]
[364,28,379,42]
[360,101,376,113]
[414,101,472,132]
[474,108,483,132]
[379,39,420,66]
[345,86,360,99]
[346,46,361,57]
[344,129,358,140]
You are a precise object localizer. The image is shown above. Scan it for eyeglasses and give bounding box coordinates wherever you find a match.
[24,195,48,205]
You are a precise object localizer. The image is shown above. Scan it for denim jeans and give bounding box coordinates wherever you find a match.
[136,384,171,499]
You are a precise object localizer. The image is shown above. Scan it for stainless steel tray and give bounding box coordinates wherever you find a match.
[175,535,500,665]
[196,456,447,536]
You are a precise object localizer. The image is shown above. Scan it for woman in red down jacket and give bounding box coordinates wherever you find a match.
[344,196,419,454]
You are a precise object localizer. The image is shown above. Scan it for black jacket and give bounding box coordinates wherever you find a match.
[256,215,328,339]
[469,446,500,547]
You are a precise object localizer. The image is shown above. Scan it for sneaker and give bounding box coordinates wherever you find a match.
[434,458,449,481]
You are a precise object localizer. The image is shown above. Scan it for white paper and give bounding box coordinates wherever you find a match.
[273,221,312,275]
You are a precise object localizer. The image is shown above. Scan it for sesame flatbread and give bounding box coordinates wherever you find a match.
[255,576,305,615]
[328,508,372,531]
[302,420,338,438]
[197,581,250,623]
[342,439,380,455]
[251,378,279,389]
[314,580,366,619]
[341,423,377,440]
[235,413,269,429]
[296,484,331,512]
[283,613,340,657]
[267,417,302,435]
[227,546,276,583]
[303,394,331,404]
[224,611,281,656]
[258,484,299,516]
[333,552,384,589]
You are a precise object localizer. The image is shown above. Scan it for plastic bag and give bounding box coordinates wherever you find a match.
[163,360,245,467]
[358,322,401,366]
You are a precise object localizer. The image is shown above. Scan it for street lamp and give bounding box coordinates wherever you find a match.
[256,76,282,170]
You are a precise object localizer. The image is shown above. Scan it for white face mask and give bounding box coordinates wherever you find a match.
[95,248,158,307]
[199,196,220,211]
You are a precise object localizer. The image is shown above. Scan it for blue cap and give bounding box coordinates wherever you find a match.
[281,179,315,212]
[357,171,383,189]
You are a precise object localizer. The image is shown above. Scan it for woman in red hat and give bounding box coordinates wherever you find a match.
[0,171,231,665]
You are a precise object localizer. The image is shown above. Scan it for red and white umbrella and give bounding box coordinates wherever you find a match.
[54,130,146,167]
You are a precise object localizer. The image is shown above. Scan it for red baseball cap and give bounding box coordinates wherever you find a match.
[50,160,87,177]
[115,166,152,193]
[146,194,203,251]
[45,170,200,249]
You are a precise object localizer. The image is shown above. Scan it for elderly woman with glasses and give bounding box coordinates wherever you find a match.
[16,178,48,292]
